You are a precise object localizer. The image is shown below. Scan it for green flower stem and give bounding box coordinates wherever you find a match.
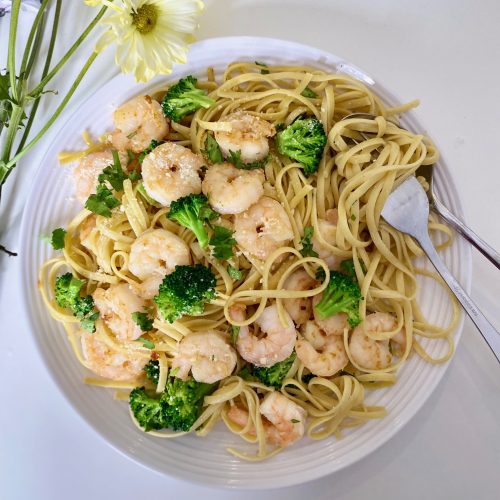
[28,5,109,100]
[7,0,21,101]
[16,0,62,155]
[0,51,99,184]
[18,0,50,87]
[1,105,24,163]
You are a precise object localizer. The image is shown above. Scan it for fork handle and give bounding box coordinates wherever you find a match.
[432,198,500,270]
[416,230,500,362]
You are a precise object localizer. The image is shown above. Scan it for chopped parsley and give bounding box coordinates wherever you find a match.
[97,150,128,191]
[227,149,268,170]
[209,225,236,260]
[230,325,240,344]
[132,311,154,332]
[137,337,155,349]
[299,226,318,257]
[255,61,270,74]
[85,183,120,217]
[301,87,317,98]
[50,228,66,250]
[203,134,224,164]
[138,139,162,163]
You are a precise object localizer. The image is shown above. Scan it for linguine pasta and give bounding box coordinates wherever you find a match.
[39,62,459,461]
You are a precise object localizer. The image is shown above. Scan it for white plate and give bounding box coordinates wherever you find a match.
[19,37,471,489]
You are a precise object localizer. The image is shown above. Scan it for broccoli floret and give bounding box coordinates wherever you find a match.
[161,75,215,122]
[276,118,327,175]
[55,273,84,310]
[154,264,216,323]
[144,360,160,384]
[129,387,168,431]
[54,273,99,332]
[73,294,95,320]
[168,194,218,249]
[162,377,214,431]
[253,352,296,388]
[314,271,362,327]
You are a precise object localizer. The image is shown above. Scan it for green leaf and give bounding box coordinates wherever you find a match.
[237,365,257,382]
[137,337,155,349]
[138,139,162,163]
[227,149,269,170]
[291,419,300,423]
[315,267,326,282]
[80,312,99,333]
[230,325,240,344]
[227,265,242,280]
[301,87,317,98]
[203,134,224,164]
[98,150,127,191]
[85,184,120,217]
[50,228,66,250]
[299,226,319,257]
[209,225,236,260]
[0,71,13,128]
[132,311,154,332]
[255,61,270,74]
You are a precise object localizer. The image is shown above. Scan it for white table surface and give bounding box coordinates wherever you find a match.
[1,1,500,499]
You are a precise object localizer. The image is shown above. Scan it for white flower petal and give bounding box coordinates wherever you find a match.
[100,0,203,81]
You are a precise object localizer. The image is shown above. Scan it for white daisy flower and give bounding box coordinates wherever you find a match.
[85,0,204,82]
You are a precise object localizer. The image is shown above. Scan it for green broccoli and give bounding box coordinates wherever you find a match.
[167,193,218,249]
[55,273,99,331]
[276,117,327,175]
[144,359,160,384]
[314,271,362,327]
[55,273,84,310]
[340,258,366,279]
[129,387,168,431]
[161,75,215,122]
[253,352,296,388]
[162,376,214,431]
[154,264,216,323]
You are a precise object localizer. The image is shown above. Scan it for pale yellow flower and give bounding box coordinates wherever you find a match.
[86,0,204,82]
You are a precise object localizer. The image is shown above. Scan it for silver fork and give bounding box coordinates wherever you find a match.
[343,113,500,269]
[381,176,500,362]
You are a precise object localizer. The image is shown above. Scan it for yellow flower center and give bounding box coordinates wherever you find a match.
[131,4,158,34]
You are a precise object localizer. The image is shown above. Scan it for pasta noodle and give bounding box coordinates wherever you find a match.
[40,62,459,461]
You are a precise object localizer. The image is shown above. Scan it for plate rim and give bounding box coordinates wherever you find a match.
[18,36,472,489]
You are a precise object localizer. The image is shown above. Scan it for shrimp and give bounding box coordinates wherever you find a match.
[141,142,204,207]
[233,197,293,261]
[80,330,147,381]
[73,150,126,203]
[215,111,275,163]
[111,95,169,153]
[312,293,349,335]
[282,269,318,326]
[227,392,306,447]
[232,303,297,367]
[349,312,406,370]
[172,331,237,384]
[93,284,146,341]
[128,228,191,299]
[296,320,348,377]
[312,208,342,270]
[201,163,264,214]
